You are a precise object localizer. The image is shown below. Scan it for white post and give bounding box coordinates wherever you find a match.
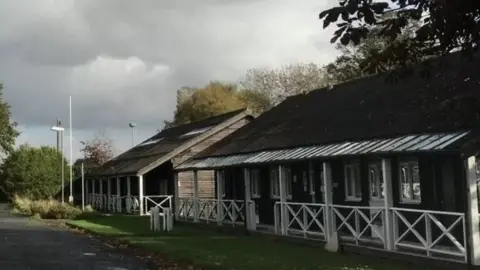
[126,176,132,213]
[99,179,104,210]
[107,178,112,212]
[309,161,315,203]
[193,170,199,222]
[323,162,333,241]
[127,176,131,195]
[382,158,394,250]
[279,165,287,235]
[244,168,255,230]
[91,179,95,208]
[116,177,121,212]
[174,172,179,218]
[467,156,480,265]
[68,95,73,204]
[138,175,144,216]
[216,170,224,225]
[81,163,85,211]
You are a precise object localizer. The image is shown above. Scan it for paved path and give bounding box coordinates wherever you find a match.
[0,204,152,270]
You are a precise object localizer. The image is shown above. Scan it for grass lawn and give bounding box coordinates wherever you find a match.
[67,215,426,270]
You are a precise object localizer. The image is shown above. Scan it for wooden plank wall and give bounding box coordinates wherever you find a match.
[172,117,251,199]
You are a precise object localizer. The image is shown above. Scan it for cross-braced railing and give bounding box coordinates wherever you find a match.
[331,205,386,247]
[144,195,173,215]
[197,199,218,222]
[219,199,248,224]
[178,197,195,220]
[274,202,326,239]
[125,195,140,213]
[392,208,467,262]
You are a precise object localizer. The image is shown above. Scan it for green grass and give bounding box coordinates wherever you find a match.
[67,215,422,270]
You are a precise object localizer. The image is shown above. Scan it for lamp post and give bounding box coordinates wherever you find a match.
[51,125,65,203]
[129,123,136,147]
[69,96,73,204]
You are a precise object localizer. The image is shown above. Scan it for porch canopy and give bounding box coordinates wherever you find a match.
[176,51,480,171]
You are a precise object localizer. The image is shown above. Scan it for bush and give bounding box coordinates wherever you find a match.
[11,195,82,219]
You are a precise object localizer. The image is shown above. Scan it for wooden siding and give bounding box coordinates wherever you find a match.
[172,117,251,198]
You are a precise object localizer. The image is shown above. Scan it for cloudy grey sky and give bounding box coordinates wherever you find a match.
[0,0,338,162]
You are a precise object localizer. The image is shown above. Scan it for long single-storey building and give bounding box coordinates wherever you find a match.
[175,52,480,265]
[85,109,253,215]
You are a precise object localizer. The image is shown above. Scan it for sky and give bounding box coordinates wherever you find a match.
[0,0,339,162]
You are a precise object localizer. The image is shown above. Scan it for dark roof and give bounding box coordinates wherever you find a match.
[196,52,480,158]
[89,109,247,176]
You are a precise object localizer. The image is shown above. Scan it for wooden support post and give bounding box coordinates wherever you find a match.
[279,165,287,235]
[126,176,132,213]
[244,168,255,230]
[174,172,180,219]
[323,162,333,242]
[467,156,480,265]
[99,179,104,210]
[127,176,131,196]
[116,177,121,212]
[138,175,144,216]
[107,178,112,212]
[309,161,315,203]
[91,179,96,207]
[382,158,394,251]
[193,170,199,222]
[216,170,224,225]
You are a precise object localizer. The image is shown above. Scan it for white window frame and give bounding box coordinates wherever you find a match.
[270,166,292,199]
[368,161,384,200]
[250,169,261,198]
[344,160,362,201]
[399,158,421,204]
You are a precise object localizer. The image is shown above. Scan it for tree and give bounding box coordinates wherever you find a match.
[240,63,328,105]
[319,1,480,70]
[80,131,114,168]
[0,83,19,156]
[0,144,69,200]
[324,13,423,83]
[170,81,271,126]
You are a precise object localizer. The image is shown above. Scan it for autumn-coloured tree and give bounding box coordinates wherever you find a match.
[240,63,328,105]
[170,81,271,126]
[80,131,114,168]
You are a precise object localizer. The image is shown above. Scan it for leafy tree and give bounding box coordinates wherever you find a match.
[0,144,69,200]
[80,131,114,168]
[241,63,328,105]
[324,13,423,83]
[0,83,19,156]
[319,0,480,70]
[170,81,271,126]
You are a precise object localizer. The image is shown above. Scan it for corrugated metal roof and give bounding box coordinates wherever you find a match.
[176,131,470,170]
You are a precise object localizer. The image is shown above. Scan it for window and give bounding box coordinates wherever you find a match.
[399,159,421,203]
[369,162,384,200]
[345,161,361,201]
[250,169,261,198]
[270,166,292,199]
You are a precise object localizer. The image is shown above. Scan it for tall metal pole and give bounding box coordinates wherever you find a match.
[131,126,134,147]
[69,96,73,203]
[61,130,64,204]
[56,118,60,151]
[81,162,85,211]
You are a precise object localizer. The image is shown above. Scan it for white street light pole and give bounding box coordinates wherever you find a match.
[129,123,136,147]
[69,96,73,203]
[51,125,65,203]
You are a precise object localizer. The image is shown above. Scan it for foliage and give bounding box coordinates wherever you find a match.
[0,83,19,156]
[170,81,271,126]
[319,0,480,71]
[80,131,114,168]
[324,13,424,83]
[241,63,328,105]
[0,144,69,200]
[11,195,82,219]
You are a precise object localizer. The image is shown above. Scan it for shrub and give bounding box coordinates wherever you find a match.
[11,195,82,219]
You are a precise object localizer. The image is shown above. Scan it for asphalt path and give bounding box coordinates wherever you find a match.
[0,204,152,270]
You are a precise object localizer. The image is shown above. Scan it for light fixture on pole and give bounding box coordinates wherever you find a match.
[129,123,136,147]
[51,125,65,204]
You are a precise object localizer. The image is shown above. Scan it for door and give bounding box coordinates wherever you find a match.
[368,161,385,240]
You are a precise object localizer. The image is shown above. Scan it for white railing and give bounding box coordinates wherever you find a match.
[144,195,173,215]
[392,208,466,262]
[178,197,195,220]
[177,198,253,226]
[274,202,326,239]
[125,195,140,213]
[331,205,386,247]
